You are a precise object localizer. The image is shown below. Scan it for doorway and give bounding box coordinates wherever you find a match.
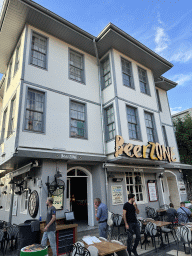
[66,167,94,226]
[70,177,88,221]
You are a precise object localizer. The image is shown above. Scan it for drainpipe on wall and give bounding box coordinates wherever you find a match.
[93,39,108,204]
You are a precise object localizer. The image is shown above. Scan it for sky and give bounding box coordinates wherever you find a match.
[0,0,192,114]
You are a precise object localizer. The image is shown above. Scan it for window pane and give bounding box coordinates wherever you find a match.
[31,33,47,69]
[105,105,115,141]
[70,101,86,138]
[70,50,84,83]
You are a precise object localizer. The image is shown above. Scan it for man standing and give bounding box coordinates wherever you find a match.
[177,202,192,224]
[41,197,57,256]
[94,198,108,239]
[123,194,140,256]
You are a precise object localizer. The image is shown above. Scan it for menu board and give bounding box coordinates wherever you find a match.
[147,181,158,202]
[12,195,18,216]
[111,185,124,205]
[178,181,186,195]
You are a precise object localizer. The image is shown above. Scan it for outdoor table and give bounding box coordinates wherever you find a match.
[83,240,127,256]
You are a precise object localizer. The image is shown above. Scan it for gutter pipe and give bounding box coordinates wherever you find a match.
[93,39,108,205]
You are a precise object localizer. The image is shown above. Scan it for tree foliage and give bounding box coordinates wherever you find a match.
[173,114,192,182]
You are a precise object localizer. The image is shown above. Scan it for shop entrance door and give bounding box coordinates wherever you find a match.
[70,177,88,221]
[67,168,90,223]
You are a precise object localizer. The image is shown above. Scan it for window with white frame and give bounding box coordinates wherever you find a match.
[156,89,162,112]
[121,58,134,88]
[69,50,84,83]
[7,60,12,90]
[126,171,144,202]
[31,32,47,69]
[0,108,8,144]
[105,105,115,141]
[21,190,28,213]
[14,42,21,74]
[25,89,45,132]
[7,95,16,138]
[144,111,157,142]
[127,106,141,140]
[70,101,86,138]
[101,56,111,89]
[138,67,149,95]
[162,125,168,147]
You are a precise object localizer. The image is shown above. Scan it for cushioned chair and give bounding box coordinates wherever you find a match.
[87,246,98,256]
[72,243,90,256]
[144,222,161,252]
[99,237,108,241]
[145,207,159,220]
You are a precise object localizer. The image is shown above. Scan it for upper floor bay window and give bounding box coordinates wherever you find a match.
[127,106,141,140]
[31,32,47,69]
[121,58,134,88]
[25,89,45,132]
[162,125,169,147]
[144,111,158,142]
[101,56,111,89]
[7,60,12,90]
[156,89,162,112]
[138,67,150,95]
[7,95,16,138]
[14,42,21,74]
[69,49,85,83]
[0,108,8,144]
[70,101,87,139]
[126,171,144,202]
[105,105,115,141]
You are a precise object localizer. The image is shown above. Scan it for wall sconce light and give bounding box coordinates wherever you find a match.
[159,174,163,178]
[112,178,123,182]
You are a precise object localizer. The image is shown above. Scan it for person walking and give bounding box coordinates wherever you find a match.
[123,193,140,256]
[94,198,108,239]
[41,197,57,256]
[177,202,192,224]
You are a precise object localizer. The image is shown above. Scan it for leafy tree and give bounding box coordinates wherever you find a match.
[173,114,192,183]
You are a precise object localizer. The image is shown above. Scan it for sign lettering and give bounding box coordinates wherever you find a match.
[115,135,176,163]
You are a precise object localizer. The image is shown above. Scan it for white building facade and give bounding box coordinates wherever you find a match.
[0,0,191,226]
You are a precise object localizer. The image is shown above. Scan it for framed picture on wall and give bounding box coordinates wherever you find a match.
[111,185,124,205]
[147,180,158,202]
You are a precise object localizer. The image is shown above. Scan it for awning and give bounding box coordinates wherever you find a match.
[8,162,33,178]
[162,162,192,170]
[103,163,164,174]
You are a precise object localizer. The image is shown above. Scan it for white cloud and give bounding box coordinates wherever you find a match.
[171,107,182,115]
[171,73,192,86]
[169,49,192,63]
[154,27,170,53]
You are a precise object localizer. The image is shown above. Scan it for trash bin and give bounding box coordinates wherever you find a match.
[20,244,48,256]
[17,220,40,255]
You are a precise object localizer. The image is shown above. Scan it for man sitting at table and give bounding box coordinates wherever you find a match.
[177,202,192,223]
[166,203,177,223]
[123,193,140,256]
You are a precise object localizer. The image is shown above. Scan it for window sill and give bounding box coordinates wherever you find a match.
[69,77,85,85]
[106,138,115,143]
[23,129,45,135]
[123,84,135,90]
[29,63,48,71]
[140,92,151,97]
[102,83,112,91]
[70,136,88,140]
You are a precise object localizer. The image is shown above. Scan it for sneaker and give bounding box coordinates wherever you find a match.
[132,248,139,256]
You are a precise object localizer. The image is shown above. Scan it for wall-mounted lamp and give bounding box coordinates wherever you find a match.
[159,174,163,178]
[112,178,123,182]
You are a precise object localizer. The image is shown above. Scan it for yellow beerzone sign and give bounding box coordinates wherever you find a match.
[114,135,176,163]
